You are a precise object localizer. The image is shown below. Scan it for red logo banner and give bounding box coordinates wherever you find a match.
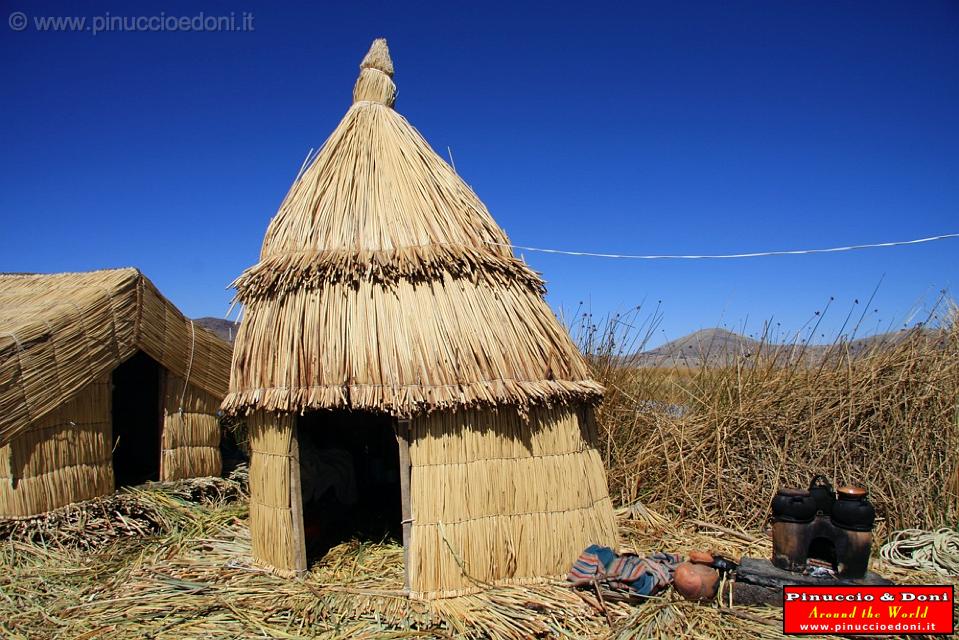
[783,585,954,635]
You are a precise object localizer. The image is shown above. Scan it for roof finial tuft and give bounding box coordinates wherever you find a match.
[353,38,397,107]
[360,38,394,76]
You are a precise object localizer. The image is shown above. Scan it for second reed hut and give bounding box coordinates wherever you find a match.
[0,269,231,517]
[224,39,618,598]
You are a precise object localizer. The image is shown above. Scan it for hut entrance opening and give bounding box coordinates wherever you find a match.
[111,351,162,487]
[296,410,403,564]
[808,536,838,571]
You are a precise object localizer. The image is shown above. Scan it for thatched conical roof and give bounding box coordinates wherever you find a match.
[224,39,602,416]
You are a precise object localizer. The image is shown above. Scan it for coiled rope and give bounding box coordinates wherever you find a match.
[879,528,959,576]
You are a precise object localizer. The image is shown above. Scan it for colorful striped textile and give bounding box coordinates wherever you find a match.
[568,544,681,596]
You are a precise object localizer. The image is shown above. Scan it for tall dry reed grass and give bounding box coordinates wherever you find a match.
[577,301,959,538]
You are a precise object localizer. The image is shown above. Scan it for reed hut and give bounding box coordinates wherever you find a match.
[0,268,232,517]
[224,39,617,598]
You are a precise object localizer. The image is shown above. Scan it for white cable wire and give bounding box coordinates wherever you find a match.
[486,232,959,260]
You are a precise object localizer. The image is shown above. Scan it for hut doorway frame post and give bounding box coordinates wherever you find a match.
[155,368,167,481]
[395,418,413,591]
[289,421,307,575]
[248,411,308,576]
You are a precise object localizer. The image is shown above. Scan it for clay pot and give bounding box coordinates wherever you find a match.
[688,550,714,565]
[673,562,719,602]
[808,475,836,515]
[831,486,875,532]
[771,488,817,523]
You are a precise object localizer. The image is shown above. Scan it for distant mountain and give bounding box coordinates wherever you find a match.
[631,327,928,367]
[635,328,761,367]
[194,317,239,343]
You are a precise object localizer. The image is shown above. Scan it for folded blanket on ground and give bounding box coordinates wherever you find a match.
[568,544,681,596]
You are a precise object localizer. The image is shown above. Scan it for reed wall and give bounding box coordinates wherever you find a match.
[406,404,617,598]
[247,411,306,575]
[160,375,222,482]
[137,279,230,402]
[0,379,113,517]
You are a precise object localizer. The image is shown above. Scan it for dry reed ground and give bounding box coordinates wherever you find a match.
[2,310,957,638]
[0,474,955,639]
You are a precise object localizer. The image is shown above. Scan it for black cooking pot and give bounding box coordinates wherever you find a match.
[771,488,817,523]
[831,486,876,532]
[808,475,836,515]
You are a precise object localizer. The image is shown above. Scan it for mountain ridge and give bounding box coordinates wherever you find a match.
[194,317,240,343]
[632,327,922,367]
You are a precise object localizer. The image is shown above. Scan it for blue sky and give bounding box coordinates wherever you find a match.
[2,1,956,347]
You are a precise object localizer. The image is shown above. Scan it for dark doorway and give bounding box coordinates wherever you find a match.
[808,536,838,570]
[296,410,402,563]
[111,351,162,486]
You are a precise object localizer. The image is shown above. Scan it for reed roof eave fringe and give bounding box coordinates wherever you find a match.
[231,242,546,305]
[0,268,232,447]
[226,39,602,416]
[222,379,605,418]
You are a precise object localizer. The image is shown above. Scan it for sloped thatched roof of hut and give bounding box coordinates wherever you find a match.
[0,268,231,446]
[224,39,602,417]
